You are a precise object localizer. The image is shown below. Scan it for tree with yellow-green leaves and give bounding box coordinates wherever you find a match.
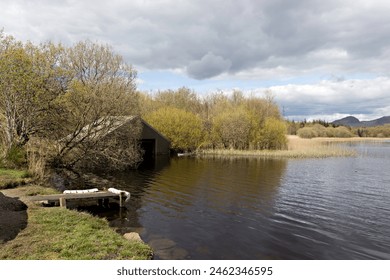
[141,89,288,152]
[0,32,141,171]
[145,107,204,152]
[0,32,67,162]
[258,117,288,150]
[211,108,253,150]
[48,40,141,170]
[200,91,285,150]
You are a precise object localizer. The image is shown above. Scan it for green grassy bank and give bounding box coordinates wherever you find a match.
[0,168,31,189]
[0,185,152,260]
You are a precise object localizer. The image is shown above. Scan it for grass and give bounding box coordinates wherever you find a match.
[1,184,61,197]
[197,136,384,159]
[0,184,153,260]
[0,206,152,260]
[0,168,32,189]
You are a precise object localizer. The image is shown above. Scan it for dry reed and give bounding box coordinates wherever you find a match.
[197,136,389,159]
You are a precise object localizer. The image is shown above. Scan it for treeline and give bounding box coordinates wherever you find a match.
[296,124,354,138]
[140,88,287,152]
[288,120,355,138]
[288,120,390,138]
[353,125,390,138]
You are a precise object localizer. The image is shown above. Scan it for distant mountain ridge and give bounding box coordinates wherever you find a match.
[332,116,390,127]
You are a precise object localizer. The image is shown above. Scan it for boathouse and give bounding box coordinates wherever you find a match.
[64,116,170,160]
[114,116,171,158]
[139,118,171,157]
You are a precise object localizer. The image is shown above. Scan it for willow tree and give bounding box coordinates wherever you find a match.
[258,118,287,150]
[145,107,204,152]
[152,87,202,114]
[211,109,253,149]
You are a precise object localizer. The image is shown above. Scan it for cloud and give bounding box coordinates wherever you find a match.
[2,0,390,80]
[2,0,390,119]
[186,52,232,79]
[268,77,390,121]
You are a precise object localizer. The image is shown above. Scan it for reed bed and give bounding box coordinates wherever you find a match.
[197,136,389,159]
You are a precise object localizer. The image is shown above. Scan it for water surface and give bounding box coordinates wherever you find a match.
[98,142,390,259]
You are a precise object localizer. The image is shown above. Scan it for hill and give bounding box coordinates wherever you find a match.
[332,116,390,127]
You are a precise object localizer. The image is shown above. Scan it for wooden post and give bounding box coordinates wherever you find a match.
[119,192,124,208]
[59,197,67,208]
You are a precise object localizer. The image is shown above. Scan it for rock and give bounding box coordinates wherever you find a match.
[154,247,188,260]
[148,238,176,251]
[0,192,28,243]
[0,192,27,211]
[170,247,188,259]
[123,232,143,243]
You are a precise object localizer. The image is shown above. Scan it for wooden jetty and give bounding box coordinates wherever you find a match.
[29,191,129,208]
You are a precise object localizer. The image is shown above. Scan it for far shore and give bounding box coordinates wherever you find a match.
[198,136,390,159]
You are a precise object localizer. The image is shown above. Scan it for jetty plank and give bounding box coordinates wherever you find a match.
[29,191,125,208]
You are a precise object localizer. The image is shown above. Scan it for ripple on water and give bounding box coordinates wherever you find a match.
[96,144,390,259]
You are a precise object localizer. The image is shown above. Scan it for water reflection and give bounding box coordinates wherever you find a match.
[93,155,172,235]
[100,156,287,259]
[91,143,390,260]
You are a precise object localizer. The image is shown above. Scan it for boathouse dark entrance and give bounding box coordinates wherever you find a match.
[141,139,156,159]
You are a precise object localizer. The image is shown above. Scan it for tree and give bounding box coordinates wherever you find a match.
[150,87,202,115]
[258,118,287,150]
[297,127,316,139]
[0,35,142,171]
[0,37,33,149]
[0,32,66,154]
[243,93,282,125]
[60,117,143,171]
[212,109,253,149]
[312,124,327,137]
[145,107,203,152]
[334,126,353,138]
[49,41,141,170]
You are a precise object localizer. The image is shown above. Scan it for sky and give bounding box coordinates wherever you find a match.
[1,0,390,121]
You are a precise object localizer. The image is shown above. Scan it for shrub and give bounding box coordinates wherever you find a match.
[325,127,337,137]
[259,118,287,150]
[145,107,204,152]
[334,126,354,138]
[297,127,317,139]
[312,124,327,137]
[2,145,27,168]
[212,109,253,149]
